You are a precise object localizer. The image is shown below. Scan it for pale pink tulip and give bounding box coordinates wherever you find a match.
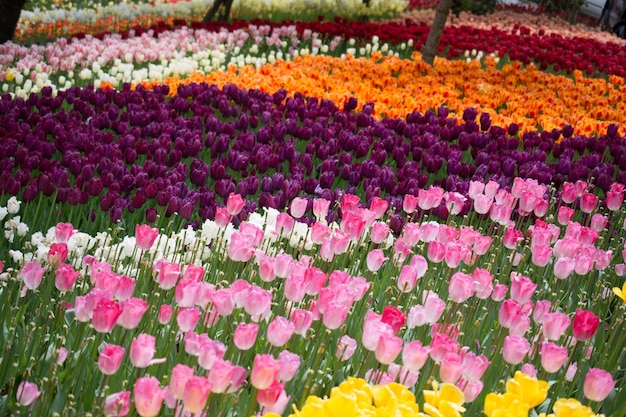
[583,368,616,402]
[20,261,45,291]
[375,333,403,365]
[104,391,130,416]
[502,335,530,365]
[336,335,357,361]
[267,316,295,347]
[98,344,125,375]
[234,322,259,350]
[250,354,281,390]
[540,342,569,373]
[226,192,245,216]
[290,197,307,218]
[55,222,75,243]
[462,352,489,381]
[158,305,172,324]
[370,196,389,218]
[134,377,166,417]
[183,376,211,413]
[130,334,164,368]
[370,222,390,244]
[170,364,195,400]
[557,206,574,225]
[177,307,201,332]
[448,272,474,303]
[440,352,463,384]
[290,308,313,336]
[208,359,235,393]
[277,350,301,382]
[510,272,537,304]
[117,298,148,330]
[402,340,430,371]
[542,312,571,340]
[366,249,387,272]
[16,381,40,407]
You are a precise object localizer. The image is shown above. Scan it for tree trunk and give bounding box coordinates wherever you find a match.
[202,0,233,22]
[0,0,27,44]
[421,0,453,66]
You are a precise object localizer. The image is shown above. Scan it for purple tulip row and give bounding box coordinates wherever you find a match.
[0,83,624,228]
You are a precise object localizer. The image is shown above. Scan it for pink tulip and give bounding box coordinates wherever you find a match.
[277,350,301,382]
[474,235,492,255]
[177,307,201,332]
[55,263,79,292]
[375,333,403,365]
[48,242,68,266]
[290,197,307,218]
[448,272,474,303]
[135,224,159,251]
[498,299,522,329]
[440,352,463,384]
[540,342,569,373]
[75,289,112,322]
[553,257,575,280]
[250,354,281,390]
[312,198,330,221]
[117,298,148,330]
[158,305,172,324]
[183,264,204,282]
[133,377,166,417]
[572,309,600,341]
[208,359,235,393]
[98,344,126,375]
[429,333,460,363]
[322,302,349,330]
[583,368,615,402]
[92,299,122,333]
[153,260,180,290]
[472,268,494,299]
[366,249,387,272]
[130,334,164,368]
[290,308,313,336]
[402,340,430,371]
[460,379,483,403]
[381,306,406,334]
[473,194,492,215]
[491,284,508,301]
[267,316,295,347]
[54,222,75,243]
[198,340,226,370]
[403,194,418,214]
[226,192,245,216]
[234,322,259,351]
[170,364,195,400]
[469,181,485,199]
[182,376,211,413]
[590,214,608,232]
[211,288,234,316]
[362,320,392,351]
[370,196,389,218]
[510,272,537,304]
[445,191,466,215]
[56,347,68,365]
[565,362,578,381]
[531,245,552,267]
[580,192,598,213]
[502,335,530,365]
[561,182,578,204]
[310,222,331,244]
[370,222,390,244]
[336,335,357,361]
[20,261,45,291]
[462,352,489,381]
[521,363,538,378]
[557,206,574,225]
[104,391,130,416]
[214,206,232,227]
[16,381,40,406]
[606,187,624,211]
[257,380,285,407]
[242,285,272,322]
[397,265,418,293]
[532,300,551,324]
[542,312,571,341]
[427,241,446,263]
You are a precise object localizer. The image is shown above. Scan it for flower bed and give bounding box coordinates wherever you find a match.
[0,1,624,416]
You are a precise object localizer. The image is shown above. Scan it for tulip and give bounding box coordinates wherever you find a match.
[502,335,530,365]
[135,224,159,251]
[104,391,130,417]
[16,381,40,407]
[234,322,259,351]
[98,344,125,375]
[169,364,195,400]
[266,316,295,347]
[583,368,616,402]
[572,309,600,341]
[250,354,281,390]
[183,376,211,413]
[133,377,166,417]
[539,342,569,373]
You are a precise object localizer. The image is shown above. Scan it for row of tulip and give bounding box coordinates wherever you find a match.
[1,172,623,415]
[0,81,625,245]
[15,0,407,43]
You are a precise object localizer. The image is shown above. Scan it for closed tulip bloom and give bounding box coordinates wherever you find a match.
[266,316,295,347]
[498,299,522,329]
[583,368,616,402]
[440,352,464,384]
[366,249,387,272]
[502,335,530,365]
[207,359,235,393]
[375,333,403,365]
[448,272,474,303]
[510,273,537,304]
[532,300,551,324]
[92,299,122,333]
[540,342,569,373]
[98,344,125,375]
[580,192,598,213]
[117,298,148,330]
[104,391,130,417]
[557,206,574,225]
[553,257,575,280]
[397,265,418,293]
[461,380,483,403]
[531,245,552,267]
[133,377,166,417]
[290,197,307,218]
[542,312,571,340]
[183,376,211,413]
[336,335,357,361]
[226,192,245,216]
[462,352,489,381]
[55,263,80,292]
[16,381,40,407]
[20,261,45,291]
[572,309,600,341]
[158,305,172,324]
[290,308,313,336]
[130,334,163,368]
[370,222,389,244]
[170,364,195,400]
[135,224,159,251]
[176,307,201,333]
[402,340,430,371]
[277,350,301,382]
[322,302,349,330]
[234,322,259,351]
[55,222,75,243]
[250,354,281,390]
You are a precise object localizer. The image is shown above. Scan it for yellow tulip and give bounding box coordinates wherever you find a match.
[484,392,530,417]
[506,371,549,408]
[423,381,466,417]
[551,398,599,417]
